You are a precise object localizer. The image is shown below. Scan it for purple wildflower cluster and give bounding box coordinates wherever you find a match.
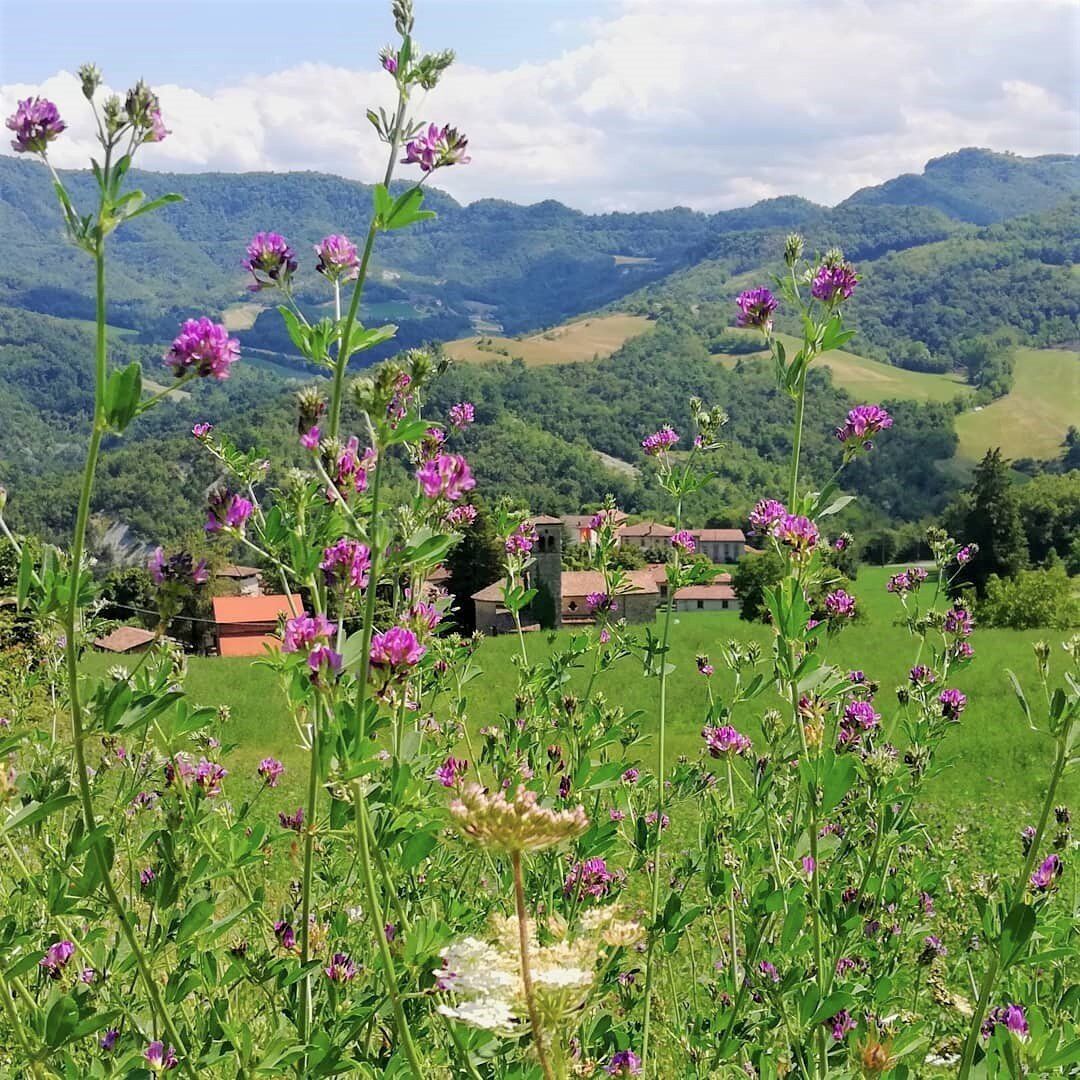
[314,234,359,281]
[370,626,426,673]
[748,498,787,537]
[586,592,617,615]
[333,437,374,499]
[145,1040,179,1072]
[446,503,478,528]
[811,261,858,303]
[938,688,967,721]
[505,521,539,556]
[205,490,253,534]
[886,566,928,594]
[165,318,240,380]
[606,1049,643,1076]
[777,514,819,552]
[835,405,892,449]
[244,232,297,290]
[826,1009,857,1041]
[325,952,358,982]
[148,546,208,587]
[735,287,778,331]
[944,606,974,637]
[321,538,371,590]
[448,402,475,430]
[39,940,75,978]
[1030,852,1062,891]
[838,700,880,749]
[434,756,468,788]
[702,724,752,757]
[257,757,285,787]
[641,425,679,456]
[165,754,228,797]
[6,96,65,153]
[282,612,341,683]
[981,1003,1029,1041]
[824,589,856,620]
[417,453,476,501]
[563,856,624,900]
[670,529,696,553]
[401,123,470,172]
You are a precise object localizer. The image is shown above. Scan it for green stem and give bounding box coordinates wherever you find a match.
[297,696,323,1058]
[355,783,425,1076]
[788,369,807,507]
[511,850,556,1080]
[957,734,1069,1079]
[641,493,682,1070]
[0,966,46,1079]
[62,249,197,1080]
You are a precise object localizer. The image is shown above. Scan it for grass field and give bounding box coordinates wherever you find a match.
[85,566,1076,829]
[443,314,654,366]
[954,346,1080,461]
[714,329,968,403]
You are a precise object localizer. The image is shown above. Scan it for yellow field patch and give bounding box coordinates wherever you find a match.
[444,314,654,367]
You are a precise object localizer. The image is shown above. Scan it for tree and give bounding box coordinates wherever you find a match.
[977,566,1080,630]
[445,499,504,632]
[959,449,1028,594]
[732,550,785,622]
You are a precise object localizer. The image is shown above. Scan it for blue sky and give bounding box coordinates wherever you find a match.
[2,0,1077,212]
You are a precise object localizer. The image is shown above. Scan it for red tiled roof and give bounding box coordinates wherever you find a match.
[619,522,675,538]
[529,515,563,526]
[93,626,157,653]
[562,570,658,596]
[674,584,737,601]
[472,581,507,604]
[212,594,301,624]
[693,528,746,543]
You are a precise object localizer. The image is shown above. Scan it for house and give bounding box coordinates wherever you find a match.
[470,581,542,635]
[560,569,660,624]
[692,528,747,564]
[214,564,263,597]
[673,582,740,613]
[93,625,157,654]
[212,594,301,657]
[646,565,733,604]
[618,522,676,550]
[560,511,628,545]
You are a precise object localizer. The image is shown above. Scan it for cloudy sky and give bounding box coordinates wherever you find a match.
[2,0,1077,212]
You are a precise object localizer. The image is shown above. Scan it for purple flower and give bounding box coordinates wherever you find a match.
[147,108,170,143]
[384,922,397,943]
[641,425,679,456]
[204,490,253,534]
[314,234,359,281]
[505,521,539,556]
[886,566,928,594]
[165,317,240,380]
[401,123,470,172]
[586,592,617,615]
[696,655,714,677]
[606,1050,643,1077]
[6,97,65,153]
[848,670,866,683]
[307,644,342,684]
[300,425,321,450]
[274,920,297,951]
[944,607,974,637]
[951,640,975,662]
[811,261,858,303]
[417,453,476,502]
[564,857,624,900]
[446,504,478,528]
[802,855,816,877]
[144,1041,178,1072]
[140,866,156,889]
[919,934,947,963]
[258,757,285,787]
[282,612,336,653]
[702,724,752,757]
[835,956,857,977]
[835,405,893,448]
[380,49,398,75]
[100,1029,120,1052]
[435,756,468,788]
[757,960,780,984]
[1030,853,1062,891]
[148,546,207,586]
[749,498,787,536]
[670,529,696,553]
[824,589,856,619]
[194,758,227,796]
[279,807,304,832]
[321,539,371,590]
[243,232,297,290]
[448,402,475,430]
[645,810,670,830]
[622,768,639,784]
[39,940,75,977]
[827,1010,857,1041]
[909,665,937,685]
[956,544,977,566]
[191,422,213,439]
[325,952,358,982]
[938,688,967,720]
[370,626,426,671]
[777,514,819,552]
[982,1003,1029,1041]
[735,287,778,331]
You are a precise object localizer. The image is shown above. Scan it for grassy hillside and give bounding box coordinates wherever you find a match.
[954,346,1080,460]
[443,314,654,366]
[85,566,1076,824]
[714,329,968,403]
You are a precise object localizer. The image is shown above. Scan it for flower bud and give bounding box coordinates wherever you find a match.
[784,232,804,267]
[78,63,102,100]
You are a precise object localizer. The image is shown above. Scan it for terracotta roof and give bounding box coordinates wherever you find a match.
[674,584,737,601]
[427,565,451,584]
[212,594,301,625]
[693,528,746,543]
[215,564,262,578]
[529,515,564,526]
[561,511,628,529]
[619,522,675,538]
[563,569,659,596]
[94,625,157,653]
[472,581,507,604]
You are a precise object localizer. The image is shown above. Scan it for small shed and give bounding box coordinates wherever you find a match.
[212,594,301,657]
[214,564,264,596]
[93,626,157,654]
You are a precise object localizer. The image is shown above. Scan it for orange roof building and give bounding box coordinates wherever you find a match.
[93,625,157,653]
[212,594,301,657]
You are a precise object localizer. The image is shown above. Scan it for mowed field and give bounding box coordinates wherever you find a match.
[954,346,1080,461]
[442,313,654,366]
[84,567,1076,835]
[714,329,968,403]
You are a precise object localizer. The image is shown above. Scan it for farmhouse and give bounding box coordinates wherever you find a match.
[561,570,660,624]
[673,582,740,612]
[616,522,747,563]
[212,594,300,657]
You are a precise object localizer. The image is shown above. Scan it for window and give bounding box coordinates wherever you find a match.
[722,599,729,610]
[568,601,578,612]
[697,600,704,610]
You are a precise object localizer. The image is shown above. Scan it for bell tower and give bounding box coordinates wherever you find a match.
[531,516,563,629]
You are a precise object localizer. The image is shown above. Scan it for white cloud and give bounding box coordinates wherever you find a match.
[3,0,1077,211]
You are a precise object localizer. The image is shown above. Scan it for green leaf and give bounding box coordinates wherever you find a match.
[816,494,855,518]
[103,362,143,432]
[121,192,183,222]
[343,323,398,356]
[2,794,78,834]
[277,306,310,357]
[16,544,35,609]
[176,898,216,944]
[45,994,78,1048]
[372,183,394,222]
[382,187,436,231]
[998,903,1035,967]
[821,755,856,813]
[400,831,437,870]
